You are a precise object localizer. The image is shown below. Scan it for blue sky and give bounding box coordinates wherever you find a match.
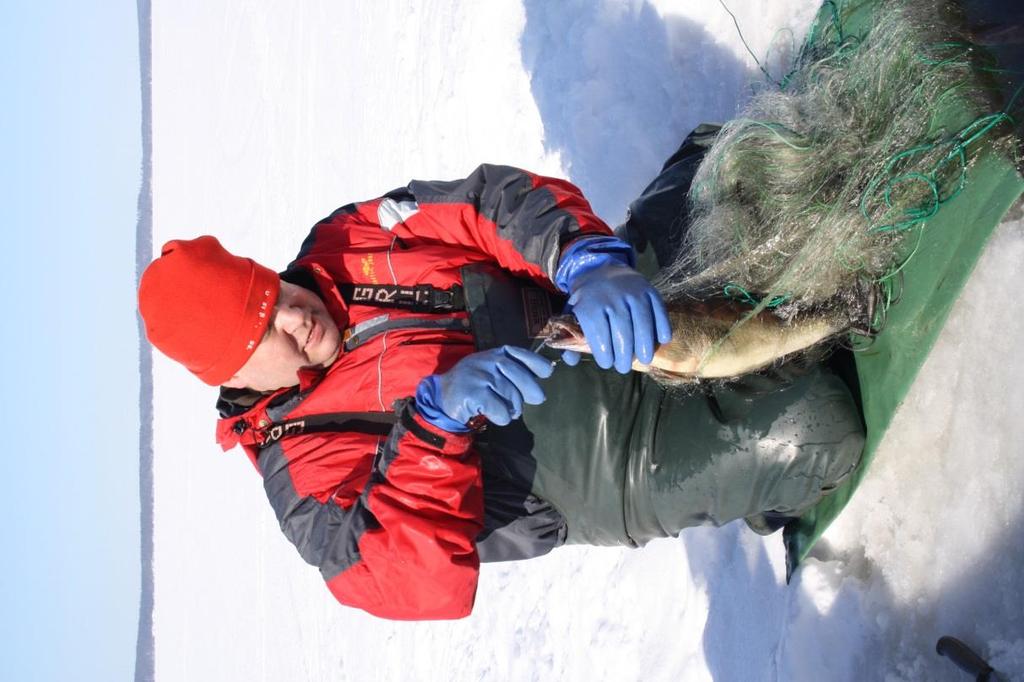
[0,1,142,680]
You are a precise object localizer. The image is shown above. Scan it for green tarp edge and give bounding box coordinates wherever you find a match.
[783,1,1024,574]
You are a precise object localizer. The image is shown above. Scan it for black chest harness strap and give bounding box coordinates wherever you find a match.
[338,280,473,353]
[339,282,465,313]
[256,411,398,449]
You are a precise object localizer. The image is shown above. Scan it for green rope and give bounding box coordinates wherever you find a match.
[717,0,783,88]
[722,283,791,308]
[861,111,1015,236]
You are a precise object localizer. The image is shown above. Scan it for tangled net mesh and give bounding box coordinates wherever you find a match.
[653,0,1019,336]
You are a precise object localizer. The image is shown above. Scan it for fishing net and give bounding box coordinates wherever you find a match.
[653,0,1019,343]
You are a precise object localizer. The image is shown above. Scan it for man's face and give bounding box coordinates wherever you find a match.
[224,281,342,392]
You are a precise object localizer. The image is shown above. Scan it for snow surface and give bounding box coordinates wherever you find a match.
[150,1,1024,679]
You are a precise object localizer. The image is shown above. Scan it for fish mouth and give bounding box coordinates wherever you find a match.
[538,315,590,352]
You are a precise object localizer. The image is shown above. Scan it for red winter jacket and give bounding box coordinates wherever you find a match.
[215,165,612,620]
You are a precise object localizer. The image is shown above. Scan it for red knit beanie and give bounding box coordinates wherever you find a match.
[138,236,280,386]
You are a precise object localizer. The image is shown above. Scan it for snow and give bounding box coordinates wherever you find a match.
[150,1,1024,680]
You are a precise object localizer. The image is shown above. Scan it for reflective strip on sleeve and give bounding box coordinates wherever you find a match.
[377,197,420,231]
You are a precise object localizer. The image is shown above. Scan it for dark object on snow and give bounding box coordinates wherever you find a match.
[936,636,996,681]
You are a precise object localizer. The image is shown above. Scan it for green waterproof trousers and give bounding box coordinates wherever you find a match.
[478,357,865,547]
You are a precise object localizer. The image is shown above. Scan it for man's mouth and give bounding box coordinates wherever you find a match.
[304,318,322,353]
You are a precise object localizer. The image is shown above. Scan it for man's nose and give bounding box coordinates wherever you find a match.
[274,304,306,331]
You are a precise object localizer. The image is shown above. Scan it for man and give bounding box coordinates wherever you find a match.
[139,163,864,620]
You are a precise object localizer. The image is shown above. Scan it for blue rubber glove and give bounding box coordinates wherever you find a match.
[555,236,673,374]
[415,345,555,432]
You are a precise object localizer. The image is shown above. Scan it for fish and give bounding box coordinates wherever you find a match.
[537,299,848,382]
